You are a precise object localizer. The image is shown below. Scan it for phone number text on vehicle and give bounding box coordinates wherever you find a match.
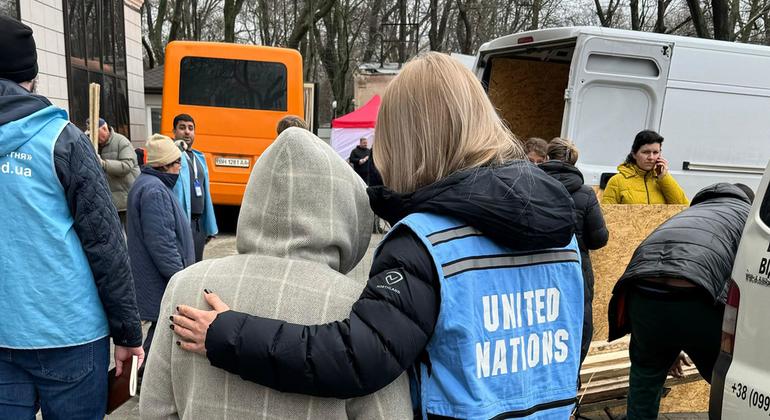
[731,382,770,416]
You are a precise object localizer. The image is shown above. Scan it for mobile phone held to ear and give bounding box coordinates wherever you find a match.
[654,162,663,177]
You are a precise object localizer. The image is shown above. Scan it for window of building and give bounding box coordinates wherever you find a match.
[0,0,19,18]
[179,57,288,111]
[63,0,130,136]
[150,107,161,133]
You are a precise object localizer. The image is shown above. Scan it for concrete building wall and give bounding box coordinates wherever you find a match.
[20,0,69,111]
[354,73,396,110]
[124,3,146,144]
[19,0,146,142]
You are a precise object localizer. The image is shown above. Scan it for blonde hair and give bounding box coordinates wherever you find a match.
[373,52,525,193]
[547,137,579,165]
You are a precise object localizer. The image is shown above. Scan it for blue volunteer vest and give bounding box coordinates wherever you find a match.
[390,212,583,419]
[0,106,109,349]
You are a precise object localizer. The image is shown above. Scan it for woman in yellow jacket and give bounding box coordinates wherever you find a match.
[602,130,688,204]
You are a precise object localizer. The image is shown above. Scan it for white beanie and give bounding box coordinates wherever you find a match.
[145,134,181,167]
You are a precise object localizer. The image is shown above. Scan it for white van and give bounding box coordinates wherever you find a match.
[709,160,770,419]
[474,27,770,198]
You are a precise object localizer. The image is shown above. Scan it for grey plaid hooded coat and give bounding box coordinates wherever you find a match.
[139,128,412,420]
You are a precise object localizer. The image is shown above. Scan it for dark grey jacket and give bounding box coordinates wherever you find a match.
[98,129,139,211]
[0,78,142,347]
[608,182,751,341]
[127,167,195,322]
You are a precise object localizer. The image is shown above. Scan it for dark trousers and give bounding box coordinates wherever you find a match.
[118,210,127,229]
[138,322,157,378]
[626,285,724,420]
[191,216,206,262]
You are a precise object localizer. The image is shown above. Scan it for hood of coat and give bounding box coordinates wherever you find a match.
[236,128,373,274]
[0,78,59,156]
[691,182,752,206]
[369,160,576,251]
[616,162,649,179]
[539,160,584,194]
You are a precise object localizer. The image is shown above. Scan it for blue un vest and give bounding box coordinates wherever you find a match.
[0,106,109,349]
[389,213,583,419]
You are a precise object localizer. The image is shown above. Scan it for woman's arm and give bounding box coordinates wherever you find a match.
[658,174,689,204]
[178,228,440,399]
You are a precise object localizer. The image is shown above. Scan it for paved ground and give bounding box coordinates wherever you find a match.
[104,230,708,419]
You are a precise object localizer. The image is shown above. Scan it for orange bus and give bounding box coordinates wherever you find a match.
[161,41,304,206]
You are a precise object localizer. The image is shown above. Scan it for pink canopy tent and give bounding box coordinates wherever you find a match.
[330,95,380,160]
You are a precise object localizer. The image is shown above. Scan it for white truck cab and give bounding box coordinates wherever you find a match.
[709,159,770,418]
[475,27,770,198]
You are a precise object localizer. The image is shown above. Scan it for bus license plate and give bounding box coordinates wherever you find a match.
[215,157,250,168]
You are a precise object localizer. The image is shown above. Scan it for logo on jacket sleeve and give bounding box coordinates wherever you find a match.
[385,271,404,285]
[375,269,405,295]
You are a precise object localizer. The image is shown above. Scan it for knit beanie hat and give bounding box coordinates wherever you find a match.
[145,134,181,167]
[0,16,39,83]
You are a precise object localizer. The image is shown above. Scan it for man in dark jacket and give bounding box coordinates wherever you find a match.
[348,137,372,183]
[0,17,143,418]
[607,182,754,419]
[127,134,195,358]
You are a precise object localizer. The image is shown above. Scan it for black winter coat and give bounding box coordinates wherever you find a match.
[539,161,608,260]
[607,183,751,341]
[0,78,142,347]
[540,160,608,362]
[205,160,577,398]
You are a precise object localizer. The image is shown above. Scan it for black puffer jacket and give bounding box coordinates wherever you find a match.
[607,183,751,341]
[205,160,576,398]
[539,161,609,255]
[0,78,142,347]
[540,160,608,363]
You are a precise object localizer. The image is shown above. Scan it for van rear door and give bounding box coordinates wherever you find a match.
[710,160,770,419]
[565,36,673,185]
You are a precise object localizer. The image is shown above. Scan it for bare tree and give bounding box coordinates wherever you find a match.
[223,0,247,42]
[428,0,452,50]
[595,0,622,27]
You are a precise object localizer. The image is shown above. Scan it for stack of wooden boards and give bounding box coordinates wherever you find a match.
[578,338,703,412]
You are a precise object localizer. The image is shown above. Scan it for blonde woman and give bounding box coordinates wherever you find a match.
[171,53,585,419]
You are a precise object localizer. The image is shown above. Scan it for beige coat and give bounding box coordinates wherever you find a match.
[98,130,139,211]
[139,128,412,420]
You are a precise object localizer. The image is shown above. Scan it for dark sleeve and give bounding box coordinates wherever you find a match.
[581,188,609,250]
[205,227,440,398]
[140,189,186,279]
[53,124,143,347]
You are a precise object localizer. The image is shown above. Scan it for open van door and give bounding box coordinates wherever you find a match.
[564,36,673,185]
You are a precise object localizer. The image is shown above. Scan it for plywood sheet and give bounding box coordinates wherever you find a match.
[487,58,569,141]
[660,380,710,412]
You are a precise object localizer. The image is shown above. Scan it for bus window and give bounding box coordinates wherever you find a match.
[161,41,304,207]
[179,57,288,111]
